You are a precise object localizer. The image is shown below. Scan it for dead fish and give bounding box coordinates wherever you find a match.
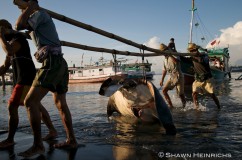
[99,77,176,135]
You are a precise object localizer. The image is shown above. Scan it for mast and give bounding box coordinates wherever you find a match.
[189,0,195,43]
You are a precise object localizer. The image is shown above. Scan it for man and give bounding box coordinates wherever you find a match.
[187,43,220,109]
[0,19,57,148]
[167,38,177,52]
[14,0,77,158]
[159,43,186,108]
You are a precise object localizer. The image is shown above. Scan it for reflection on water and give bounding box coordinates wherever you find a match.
[0,73,242,159]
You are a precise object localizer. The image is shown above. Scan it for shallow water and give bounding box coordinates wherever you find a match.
[0,73,242,160]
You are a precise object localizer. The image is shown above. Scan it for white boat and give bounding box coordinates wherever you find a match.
[68,64,127,84]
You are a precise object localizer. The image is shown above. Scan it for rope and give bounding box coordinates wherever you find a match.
[140,49,147,82]
[112,53,117,75]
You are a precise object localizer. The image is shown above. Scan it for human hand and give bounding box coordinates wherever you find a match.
[160,81,163,87]
[0,26,6,36]
[13,0,28,8]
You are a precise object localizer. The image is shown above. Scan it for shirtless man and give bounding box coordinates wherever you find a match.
[0,19,57,149]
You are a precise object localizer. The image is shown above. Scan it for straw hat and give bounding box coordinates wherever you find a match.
[0,19,12,29]
[159,43,168,51]
[187,43,199,52]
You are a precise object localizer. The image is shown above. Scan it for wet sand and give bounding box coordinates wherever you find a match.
[0,130,114,160]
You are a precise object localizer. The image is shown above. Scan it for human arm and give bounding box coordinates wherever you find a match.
[15,0,39,31]
[0,56,11,76]
[0,27,21,56]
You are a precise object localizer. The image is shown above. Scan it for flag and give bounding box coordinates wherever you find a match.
[210,40,216,46]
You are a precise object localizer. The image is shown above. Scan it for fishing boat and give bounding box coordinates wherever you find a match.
[68,61,127,84]
[207,48,231,79]
[121,62,155,79]
[181,0,231,85]
[68,55,155,83]
[230,66,242,72]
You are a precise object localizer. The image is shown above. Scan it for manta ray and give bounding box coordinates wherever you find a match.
[99,77,176,135]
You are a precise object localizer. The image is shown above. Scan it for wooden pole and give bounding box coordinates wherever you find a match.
[61,41,193,57]
[12,30,196,57]
[43,8,196,56]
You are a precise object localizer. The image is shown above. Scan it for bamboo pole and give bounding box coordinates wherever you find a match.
[43,8,196,57]
[61,41,193,57]
[12,29,195,57]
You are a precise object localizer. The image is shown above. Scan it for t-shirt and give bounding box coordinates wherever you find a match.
[28,9,61,49]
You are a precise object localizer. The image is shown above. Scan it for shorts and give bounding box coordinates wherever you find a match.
[192,78,214,94]
[164,74,184,95]
[8,84,31,106]
[32,54,69,94]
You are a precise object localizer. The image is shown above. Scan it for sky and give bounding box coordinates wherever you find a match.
[0,0,242,73]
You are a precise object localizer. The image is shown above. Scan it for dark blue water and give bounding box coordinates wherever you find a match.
[0,73,241,160]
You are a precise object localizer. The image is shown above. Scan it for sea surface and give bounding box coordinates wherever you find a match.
[0,73,242,160]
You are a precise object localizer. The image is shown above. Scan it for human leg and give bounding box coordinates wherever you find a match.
[0,104,18,148]
[40,104,58,141]
[192,80,202,109]
[192,91,199,109]
[180,94,186,108]
[162,87,173,108]
[176,81,186,107]
[0,84,29,148]
[209,93,221,109]
[52,92,77,148]
[18,86,49,158]
[162,80,174,108]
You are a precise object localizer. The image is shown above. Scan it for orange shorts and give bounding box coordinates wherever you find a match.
[8,84,31,106]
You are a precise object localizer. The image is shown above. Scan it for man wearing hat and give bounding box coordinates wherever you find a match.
[0,19,57,148]
[160,43,186,108]
[187,43,220,109]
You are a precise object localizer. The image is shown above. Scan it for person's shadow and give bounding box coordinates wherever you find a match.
[2,140,79,160]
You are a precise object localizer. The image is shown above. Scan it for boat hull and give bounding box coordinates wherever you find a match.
[69,73,127,84]
[127,71,155,80]
[210,67,226,80]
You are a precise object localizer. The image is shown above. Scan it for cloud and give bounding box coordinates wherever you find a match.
[207,21,242,65]
[143,36,160,49]
[143,36,164,74]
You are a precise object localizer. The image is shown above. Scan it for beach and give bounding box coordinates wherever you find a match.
[0,74,242,160]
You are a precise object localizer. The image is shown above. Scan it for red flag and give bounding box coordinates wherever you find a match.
[210,40,216,46]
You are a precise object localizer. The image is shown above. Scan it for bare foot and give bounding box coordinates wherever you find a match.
[168,105,174,109]
[18,145,45,158]
[194,106,199,110]
[42,131,58,141]
[0,139,15,148]
[53,140,78,149]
